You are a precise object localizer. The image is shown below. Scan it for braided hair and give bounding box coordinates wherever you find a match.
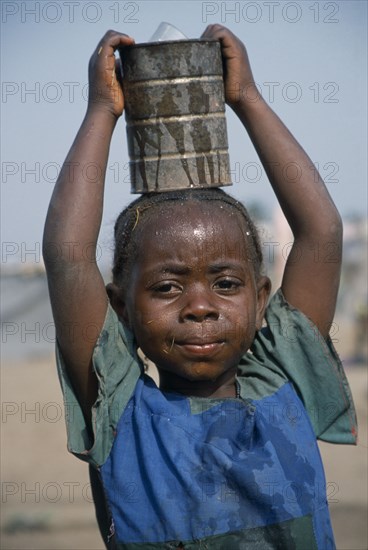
[112,188,264,288]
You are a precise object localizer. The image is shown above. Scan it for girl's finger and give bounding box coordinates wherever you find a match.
[94,30,135,58]
[200,24,228,40]
[115,58,124,87]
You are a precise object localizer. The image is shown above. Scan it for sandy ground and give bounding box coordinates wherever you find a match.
[1,355,367,550]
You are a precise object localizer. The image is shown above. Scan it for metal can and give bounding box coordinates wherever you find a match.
[120,39,232,193]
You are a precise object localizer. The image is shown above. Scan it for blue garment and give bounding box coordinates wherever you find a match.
[56,290,357,549]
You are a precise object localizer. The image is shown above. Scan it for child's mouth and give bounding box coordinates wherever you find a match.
[177,341,225,357]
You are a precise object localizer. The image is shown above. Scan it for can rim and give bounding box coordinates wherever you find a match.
[120,38,220,50]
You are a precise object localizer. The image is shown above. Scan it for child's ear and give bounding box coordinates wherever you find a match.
[255,276,272,330]
[106,283,131,328]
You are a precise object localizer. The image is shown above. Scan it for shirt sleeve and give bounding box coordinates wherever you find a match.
[242,289,357,445]
[56,303,142,467]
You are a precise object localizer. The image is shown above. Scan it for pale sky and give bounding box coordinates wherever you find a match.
[1,0,367,268]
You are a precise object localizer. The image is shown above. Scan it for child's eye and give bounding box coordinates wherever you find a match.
[213,279,241,292]
[153,282,181,295]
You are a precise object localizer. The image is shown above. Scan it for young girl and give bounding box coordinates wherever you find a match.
[43,25,357,549]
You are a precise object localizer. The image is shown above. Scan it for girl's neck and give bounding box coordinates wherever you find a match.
[158,369,238,399]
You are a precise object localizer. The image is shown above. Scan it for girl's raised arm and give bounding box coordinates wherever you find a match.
[43,31,134,425]
[202,24,342,338]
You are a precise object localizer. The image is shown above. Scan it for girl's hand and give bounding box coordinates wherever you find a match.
[201,24,260,111]
[87,30,135,119]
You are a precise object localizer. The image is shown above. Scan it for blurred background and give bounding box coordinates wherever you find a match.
[1,0,367,548]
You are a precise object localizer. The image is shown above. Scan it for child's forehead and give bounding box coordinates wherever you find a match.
[134,200,251,264]
[139,199,244,232]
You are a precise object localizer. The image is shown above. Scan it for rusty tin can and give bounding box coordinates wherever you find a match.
[120,39,232,193]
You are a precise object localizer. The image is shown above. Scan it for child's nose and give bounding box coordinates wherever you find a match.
[180,287,219,322]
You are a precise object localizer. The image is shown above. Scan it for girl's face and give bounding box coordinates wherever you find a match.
[121,202,270,397]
